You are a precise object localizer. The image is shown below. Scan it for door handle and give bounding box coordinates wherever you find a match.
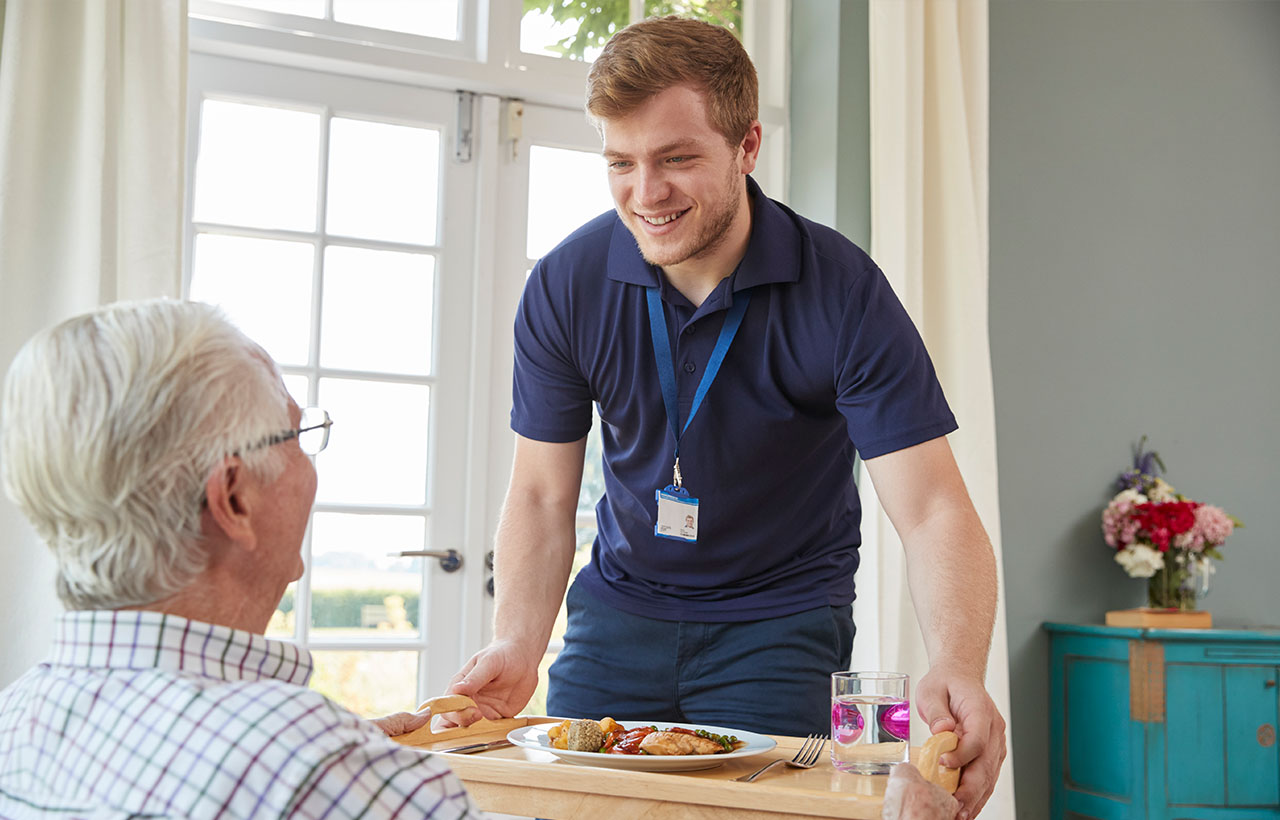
[387,550,463,573]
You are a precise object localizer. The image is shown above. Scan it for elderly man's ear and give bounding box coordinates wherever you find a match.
[203,457,259,550]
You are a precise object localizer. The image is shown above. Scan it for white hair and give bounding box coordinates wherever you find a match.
[0,299,290,610]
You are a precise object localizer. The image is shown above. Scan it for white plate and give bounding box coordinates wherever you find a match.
[506,721,777,772]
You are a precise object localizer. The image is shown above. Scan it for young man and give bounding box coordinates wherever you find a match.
[448,16,1005,817]
[0,300,483,819]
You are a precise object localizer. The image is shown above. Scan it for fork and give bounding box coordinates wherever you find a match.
[734,733,827,782]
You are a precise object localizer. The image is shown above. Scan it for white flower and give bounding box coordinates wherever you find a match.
[1114,488,1148,506]
[1114,543,1164,578]
[1148,478,1177,503]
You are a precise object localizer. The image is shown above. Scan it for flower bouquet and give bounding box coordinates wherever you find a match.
[1102,438,1241,621]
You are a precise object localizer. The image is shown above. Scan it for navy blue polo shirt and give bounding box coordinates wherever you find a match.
[512,177,956,622]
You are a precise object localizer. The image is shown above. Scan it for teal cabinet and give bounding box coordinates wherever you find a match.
[1046,623,1280,820]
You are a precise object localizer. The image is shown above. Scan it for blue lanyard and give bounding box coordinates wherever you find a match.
[646,285,752,479]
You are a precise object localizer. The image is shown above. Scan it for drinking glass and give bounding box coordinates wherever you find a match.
[830,671,910,774]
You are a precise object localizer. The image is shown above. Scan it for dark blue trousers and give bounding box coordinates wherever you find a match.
[547,579,855,736]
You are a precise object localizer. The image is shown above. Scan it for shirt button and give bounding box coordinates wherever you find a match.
[683,361,696,373]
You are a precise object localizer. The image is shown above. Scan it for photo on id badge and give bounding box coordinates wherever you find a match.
[655,489,698,542]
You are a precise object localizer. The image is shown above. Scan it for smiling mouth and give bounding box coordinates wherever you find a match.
[640,208,689,226]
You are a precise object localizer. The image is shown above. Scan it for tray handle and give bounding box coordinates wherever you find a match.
[391,696,558,749]
[918,730,961,794]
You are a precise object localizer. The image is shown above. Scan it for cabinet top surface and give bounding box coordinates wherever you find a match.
[1043,621,1280,641]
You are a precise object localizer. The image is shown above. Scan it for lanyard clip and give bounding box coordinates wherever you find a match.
[673,457,683,489]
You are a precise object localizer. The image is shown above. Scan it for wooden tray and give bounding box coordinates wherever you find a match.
[394,716,959,820]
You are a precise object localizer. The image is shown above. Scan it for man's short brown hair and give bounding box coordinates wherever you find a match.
[586,16,758,146]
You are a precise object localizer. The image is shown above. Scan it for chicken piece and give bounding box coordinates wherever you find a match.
[638,731,725,756]
[565,719,605,752]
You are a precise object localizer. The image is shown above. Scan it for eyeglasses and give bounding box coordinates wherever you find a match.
[246,406,333,456]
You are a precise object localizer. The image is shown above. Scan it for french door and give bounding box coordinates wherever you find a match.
[186,54,488,706]
[479,97,615,712]
[185,54,612,711]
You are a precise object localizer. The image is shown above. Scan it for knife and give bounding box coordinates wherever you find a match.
[435,738,515,754]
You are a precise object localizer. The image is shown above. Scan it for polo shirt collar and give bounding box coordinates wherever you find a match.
[606,175,802,292]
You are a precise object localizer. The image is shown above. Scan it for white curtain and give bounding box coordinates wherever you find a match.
[854,0,1016,816]
[0,0,187,686]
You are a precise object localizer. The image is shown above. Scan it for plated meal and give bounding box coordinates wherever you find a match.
[548,717,744,756]
[507,719,777,772]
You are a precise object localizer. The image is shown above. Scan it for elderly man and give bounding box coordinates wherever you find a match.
[0,300,482,818]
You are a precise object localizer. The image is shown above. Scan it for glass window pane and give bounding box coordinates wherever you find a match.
[326,117,440,245]
[282,374,310,406]
[525,524,595,715]
[332,0,459,39]
[316,378,430,505]
[578,419,605,510]
[309,650,418,718]
[189,233,314,366]
[217,0,324,17]
[320,246,434,375]
[527,146,613,260]
[644,1,743,36]
[520,3,621,61]
[193,100,319,232]
[310,511,425,637]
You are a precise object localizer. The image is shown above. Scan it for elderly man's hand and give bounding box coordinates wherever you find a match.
[882,763,959,820]
[914,667,1007,819]
[369,710,431,737]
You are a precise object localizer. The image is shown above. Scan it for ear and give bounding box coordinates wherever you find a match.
[203,456,258,551]
[738,120,763,175]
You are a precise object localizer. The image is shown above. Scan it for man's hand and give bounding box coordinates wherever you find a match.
[914,667,1006,819]
[434,639,541,729]
[883,763,960,820]
[369,710,431,738]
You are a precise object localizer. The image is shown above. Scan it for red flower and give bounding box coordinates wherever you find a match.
[1133,501,1200,551]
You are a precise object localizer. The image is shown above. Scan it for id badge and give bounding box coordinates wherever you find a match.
[655,485,699,542]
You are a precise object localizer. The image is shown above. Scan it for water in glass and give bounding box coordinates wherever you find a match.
[831,672,910,774]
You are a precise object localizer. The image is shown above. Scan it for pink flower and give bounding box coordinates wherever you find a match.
[1193,504,1234,548]
[1102,493,1142,548]
[1172,529,1205,551]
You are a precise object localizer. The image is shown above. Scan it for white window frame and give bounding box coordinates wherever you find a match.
[189,0,790,194]
[184,56,486,701]
[184,0,792,706]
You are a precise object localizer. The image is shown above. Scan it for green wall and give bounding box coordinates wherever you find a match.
[991,1,1280,814]
[794,1,1280,816]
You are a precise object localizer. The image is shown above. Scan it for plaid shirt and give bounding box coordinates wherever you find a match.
[0,611,485,819]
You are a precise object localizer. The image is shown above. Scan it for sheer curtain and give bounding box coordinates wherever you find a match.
[0,0,186,686]
[852,0,1016,815]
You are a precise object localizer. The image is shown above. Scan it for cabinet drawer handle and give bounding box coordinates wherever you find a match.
[1266,680,1277,689]
[1261,724,1277,748]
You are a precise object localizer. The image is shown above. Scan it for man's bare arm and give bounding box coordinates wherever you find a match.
[444,434,586,721]
[864,438,997,675]
[863,437,1005,818]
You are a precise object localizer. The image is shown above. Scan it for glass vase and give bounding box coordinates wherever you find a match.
[1147,549,1200,610]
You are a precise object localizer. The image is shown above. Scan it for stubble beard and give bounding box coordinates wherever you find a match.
[632,167,743,270]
